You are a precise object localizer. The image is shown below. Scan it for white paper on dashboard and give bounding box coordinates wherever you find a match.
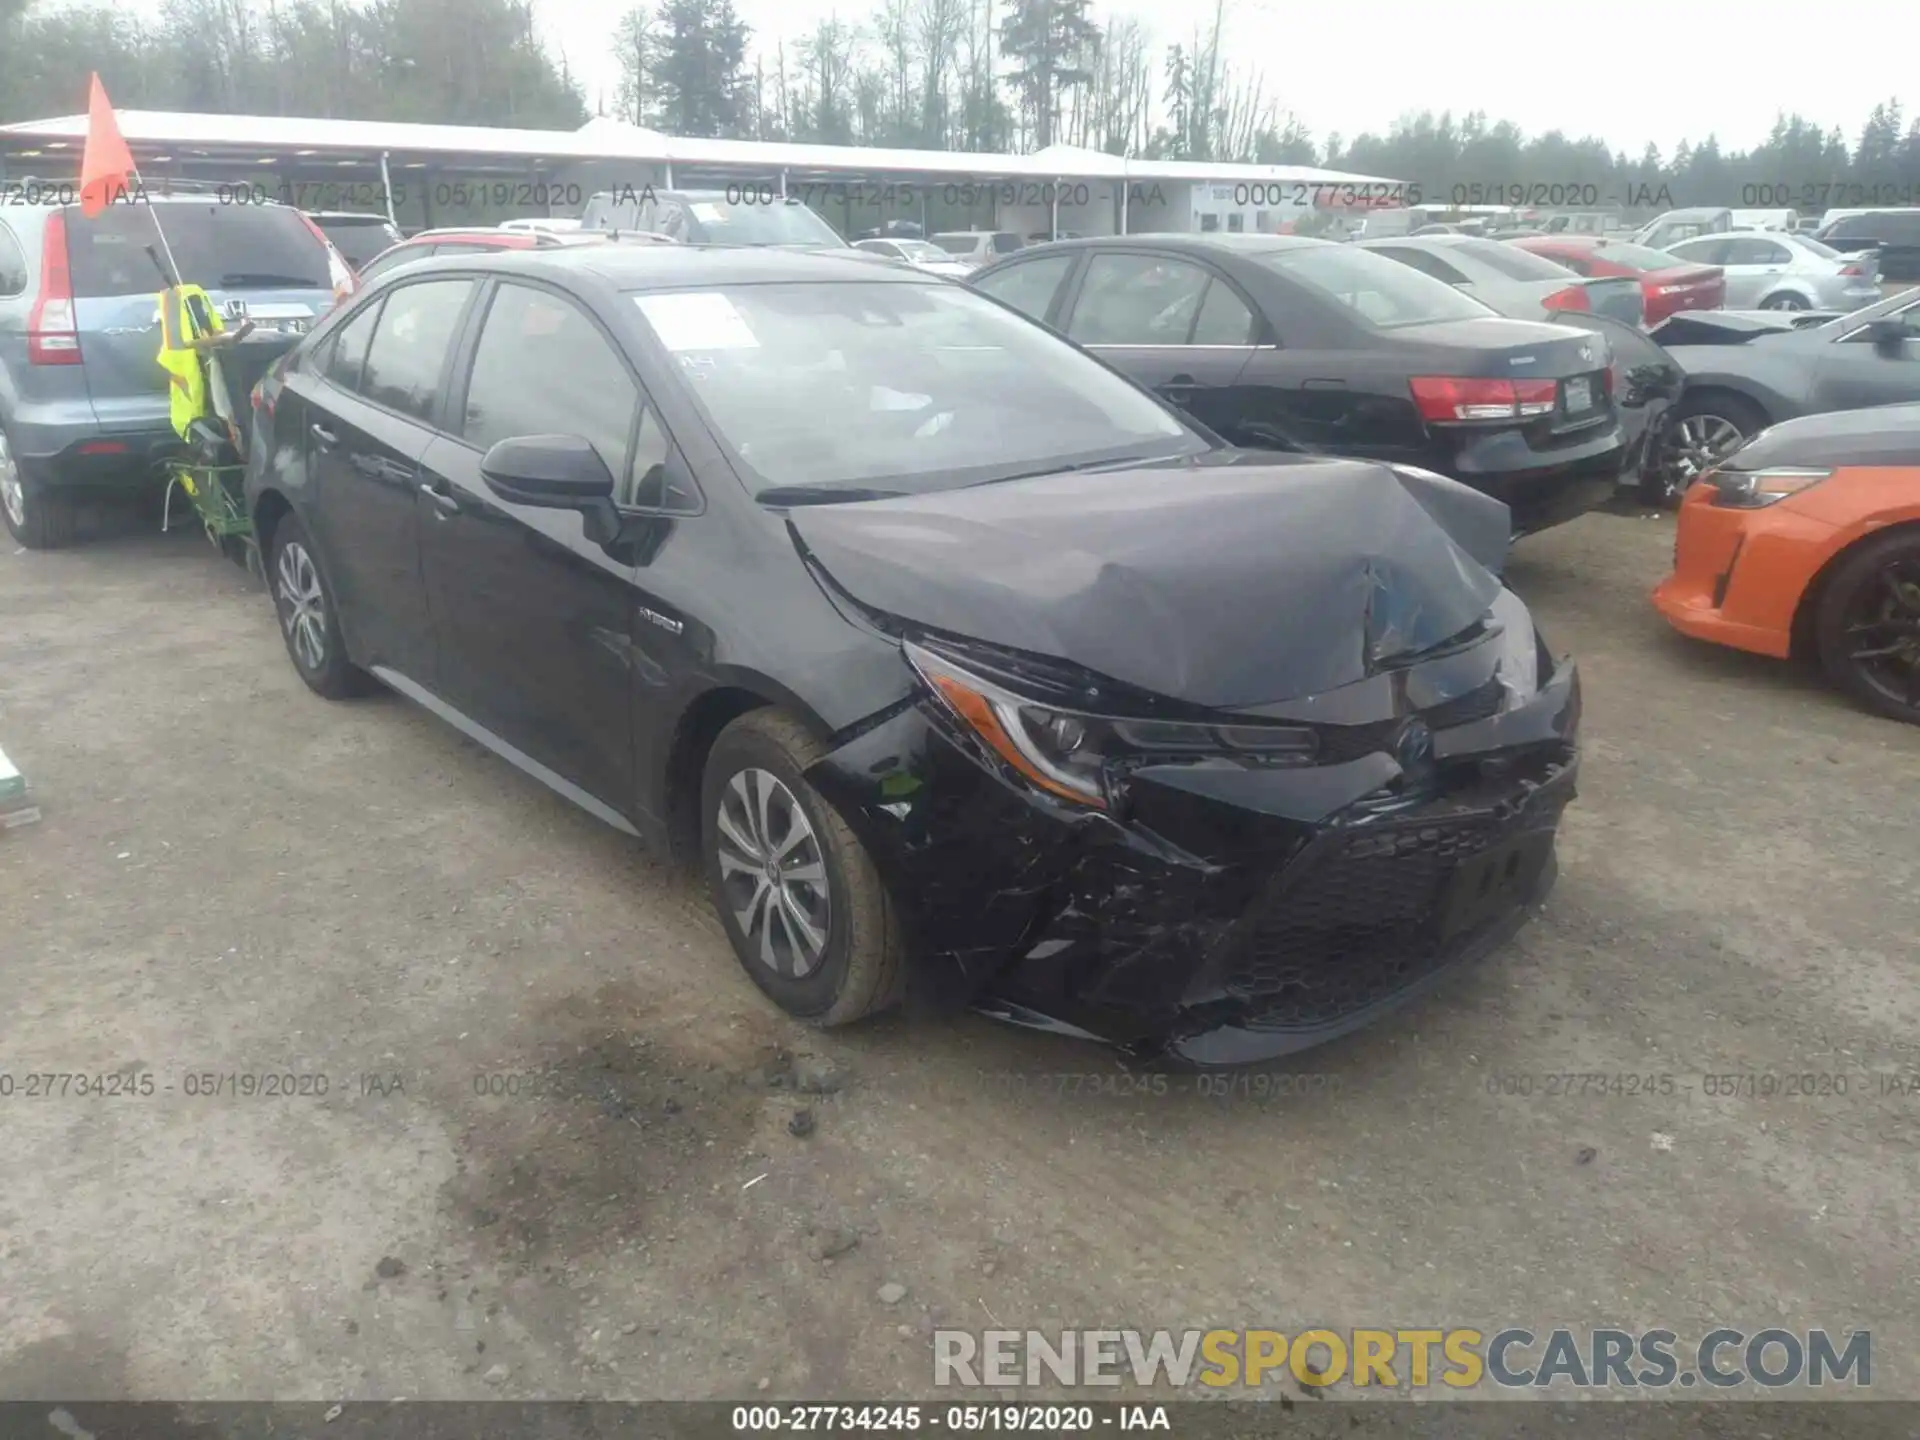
[633,293,761,350]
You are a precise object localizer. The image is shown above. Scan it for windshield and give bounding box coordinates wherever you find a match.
[686,199,844,247]
[316,217,404,269]
[931,234,982,255]
[894,240,950,261]
[64,202,332,296]
[1259,244,1493,327]
[1591,241,1691,272]
[630,281,1202,495]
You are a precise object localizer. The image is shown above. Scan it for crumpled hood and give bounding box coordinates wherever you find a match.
[789,457,1510,709]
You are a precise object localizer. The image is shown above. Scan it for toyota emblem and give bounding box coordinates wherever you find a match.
[1393,719,1434,772]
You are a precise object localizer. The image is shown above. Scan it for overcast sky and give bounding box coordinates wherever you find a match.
[536,0,1898,158]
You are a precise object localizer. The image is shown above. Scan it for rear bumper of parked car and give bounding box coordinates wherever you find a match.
[805,654,1581,1066]
[7,410,180,490]
[1431,420,1627,534]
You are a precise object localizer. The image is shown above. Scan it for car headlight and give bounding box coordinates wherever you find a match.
[1488,587,1538,705]
[1709,467,1831,509]
[904,640,1319,810]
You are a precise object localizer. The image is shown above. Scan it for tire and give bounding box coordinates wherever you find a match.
[1652,392,1768,507]
[0,423,79,550]
[267,512,372,700]
[1759,292,1809,311]
[701,708,905,1026]
[1813,529,1920,725]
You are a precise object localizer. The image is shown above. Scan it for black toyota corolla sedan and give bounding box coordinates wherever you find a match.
[970,234,1629,535]
[245,245,1581,1065]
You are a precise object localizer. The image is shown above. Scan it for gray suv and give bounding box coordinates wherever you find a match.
[0,192,350,548]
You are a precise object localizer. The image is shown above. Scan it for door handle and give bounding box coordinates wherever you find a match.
[310,423,338,448]
[419,480,461,517]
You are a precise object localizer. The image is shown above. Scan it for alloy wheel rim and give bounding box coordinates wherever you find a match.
[0,431,23,529]
[715,767,831,978]
[1662,414,1746,496]
[1763,294,1807,311]
[275,541,328,672]
[1841,558,1920,714]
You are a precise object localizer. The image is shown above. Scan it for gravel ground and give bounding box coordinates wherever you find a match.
[0,498,1915,1409]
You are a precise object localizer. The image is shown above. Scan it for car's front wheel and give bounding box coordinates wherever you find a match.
[1760,292,1810,311]
[1652,393,1767,506]
[268,513,372,699]
[1814,529,1920,725]
[701,708,905,1025]
[0,424,78,550]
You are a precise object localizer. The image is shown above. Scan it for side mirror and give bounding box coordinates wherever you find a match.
[479,434,614,508]
[481,435,625,545]
[1864,317,1913,351]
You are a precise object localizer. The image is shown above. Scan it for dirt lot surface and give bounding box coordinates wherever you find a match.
[1,501,1916,1407]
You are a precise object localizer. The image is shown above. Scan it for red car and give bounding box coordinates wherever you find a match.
[1511,236,1725,325]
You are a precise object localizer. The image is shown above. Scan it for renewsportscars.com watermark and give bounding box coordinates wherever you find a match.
[932,1328,1871,1391]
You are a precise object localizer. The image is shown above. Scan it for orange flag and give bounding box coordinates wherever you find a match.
[78,73,137,217]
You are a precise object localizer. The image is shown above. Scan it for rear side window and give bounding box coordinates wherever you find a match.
[1191,280,1255,344]
[360,279,474,424]
[992,233,1023,254]
[973,254,1074,323]
[460,282,637,489]
[63,202,330,297]
[0,223,25,295]
[1068,254,1212,344]
[1259,244,1493,328]
[1372,246,1468,284]
[931,235,977,256]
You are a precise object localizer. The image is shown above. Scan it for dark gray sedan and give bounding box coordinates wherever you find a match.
[1653,286,1920,488]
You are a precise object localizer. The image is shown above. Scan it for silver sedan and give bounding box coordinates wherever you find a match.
[1663,232,1883,312]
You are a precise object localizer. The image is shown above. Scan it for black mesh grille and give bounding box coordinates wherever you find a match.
[1311,678,1507,765]
[1217,811,1526,1032]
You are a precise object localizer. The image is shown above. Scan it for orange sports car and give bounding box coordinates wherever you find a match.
[1654,402,1920,724]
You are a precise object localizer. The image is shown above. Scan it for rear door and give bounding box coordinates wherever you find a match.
[297,277,476,684]
[1720,236,1794,305]
[416,279,651,811]
[63,201,336,433]
[1056,250,1259,438]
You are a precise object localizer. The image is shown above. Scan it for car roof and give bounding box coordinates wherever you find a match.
[447,244,933,289]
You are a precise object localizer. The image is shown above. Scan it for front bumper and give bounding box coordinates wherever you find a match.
[1652,482,1835,659]
[806,652,1581,1066]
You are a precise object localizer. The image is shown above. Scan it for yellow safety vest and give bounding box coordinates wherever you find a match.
[156,284,225,441]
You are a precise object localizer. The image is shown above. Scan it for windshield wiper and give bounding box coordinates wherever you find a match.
[973,453,1173,487]
[756,485,908,506]
[219,272,325,288]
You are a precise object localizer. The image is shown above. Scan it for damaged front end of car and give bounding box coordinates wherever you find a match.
[788,457,1581,1064]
